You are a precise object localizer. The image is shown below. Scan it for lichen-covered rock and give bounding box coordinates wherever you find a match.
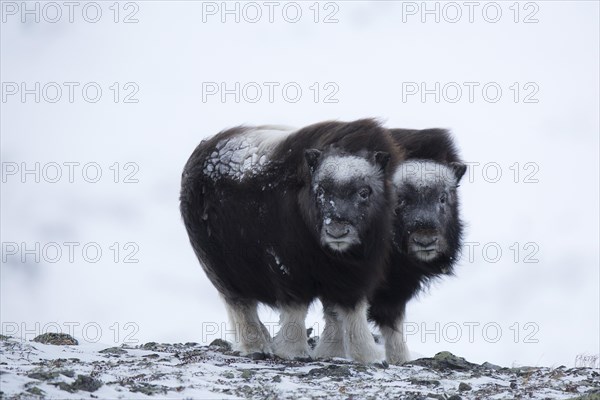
[128,382,169,395]
[70,375,102,392]
[25,386,45,396]
[307,365,352,379]
[406,351,483,371]
[99,347,127,355]
[209,338,232,351]
[32,333,78,345]
[27,370,59,381]
[60,369,75,378]
[481,361,502,370]
[240,369,256,380]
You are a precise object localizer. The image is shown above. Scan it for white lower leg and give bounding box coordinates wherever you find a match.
[225,301,272,355]
[337,300,384,364]
[273,304,310,359]
[313,304,345,359]
[380,319,410,364]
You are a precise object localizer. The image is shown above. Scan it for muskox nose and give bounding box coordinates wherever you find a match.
[325,223,350,239]
[412,234,438,248]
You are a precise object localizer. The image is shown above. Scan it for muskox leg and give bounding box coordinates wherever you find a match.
[224,299,273,357]
[272,304,311,359]
[379,315,410,364]
[313,301,345,359]
[336,299,385,364]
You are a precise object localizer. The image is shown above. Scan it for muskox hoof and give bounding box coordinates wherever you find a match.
[347,343,386,365]
[384,348,410,365]
[272,328,311,360]
[237,341,273,360]
[386,356,409,365]
[373,360,389,369]
[272,345,311,360]
[312,338,346,360]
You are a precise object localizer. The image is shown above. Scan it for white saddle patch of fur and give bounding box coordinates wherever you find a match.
[203,125,295,181]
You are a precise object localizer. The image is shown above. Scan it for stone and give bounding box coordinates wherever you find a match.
[99,347,127,355]
[32,333,78,346]
[71,375,102,392]
[209,339,232,351]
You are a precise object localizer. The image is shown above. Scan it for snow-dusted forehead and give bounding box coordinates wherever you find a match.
[393,160,456,188]
[315,155,381,184]
[203,126,295,181]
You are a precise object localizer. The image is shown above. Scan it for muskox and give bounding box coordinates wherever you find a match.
[179,119,402,363]
[316,128,466,364]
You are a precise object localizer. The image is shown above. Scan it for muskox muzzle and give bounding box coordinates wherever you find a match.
[321,220,359,252]
[325,221,351,239]
[406,211,446,261]
[411,230,439,248]
[408,228,443,261]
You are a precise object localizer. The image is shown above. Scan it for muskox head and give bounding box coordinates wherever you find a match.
[302,148,391,253]
[392,160,466,264]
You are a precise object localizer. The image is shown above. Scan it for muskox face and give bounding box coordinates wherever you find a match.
[304,149,390,253]
[392,160,466,262]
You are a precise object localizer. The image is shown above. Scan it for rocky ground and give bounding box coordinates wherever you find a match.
[0,333,598,399]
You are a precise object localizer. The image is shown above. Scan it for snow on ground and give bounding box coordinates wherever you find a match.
[1,335,598,400]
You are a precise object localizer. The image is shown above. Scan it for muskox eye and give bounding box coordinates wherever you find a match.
[316,186,325,197]
[440,193,447,204]
[358,187,371,200]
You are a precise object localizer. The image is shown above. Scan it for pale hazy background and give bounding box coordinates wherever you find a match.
[1,1,598,368]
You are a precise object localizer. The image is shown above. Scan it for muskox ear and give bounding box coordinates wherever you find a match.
[304,149,322,171]
[450,162,467,183]
[372,151,390,170]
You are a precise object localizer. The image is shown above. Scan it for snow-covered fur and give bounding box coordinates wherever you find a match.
[368,128,466,364]
[179,119,402,362]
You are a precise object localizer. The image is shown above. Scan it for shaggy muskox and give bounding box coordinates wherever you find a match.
[316,128,466,364]
[180,119,402,363]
